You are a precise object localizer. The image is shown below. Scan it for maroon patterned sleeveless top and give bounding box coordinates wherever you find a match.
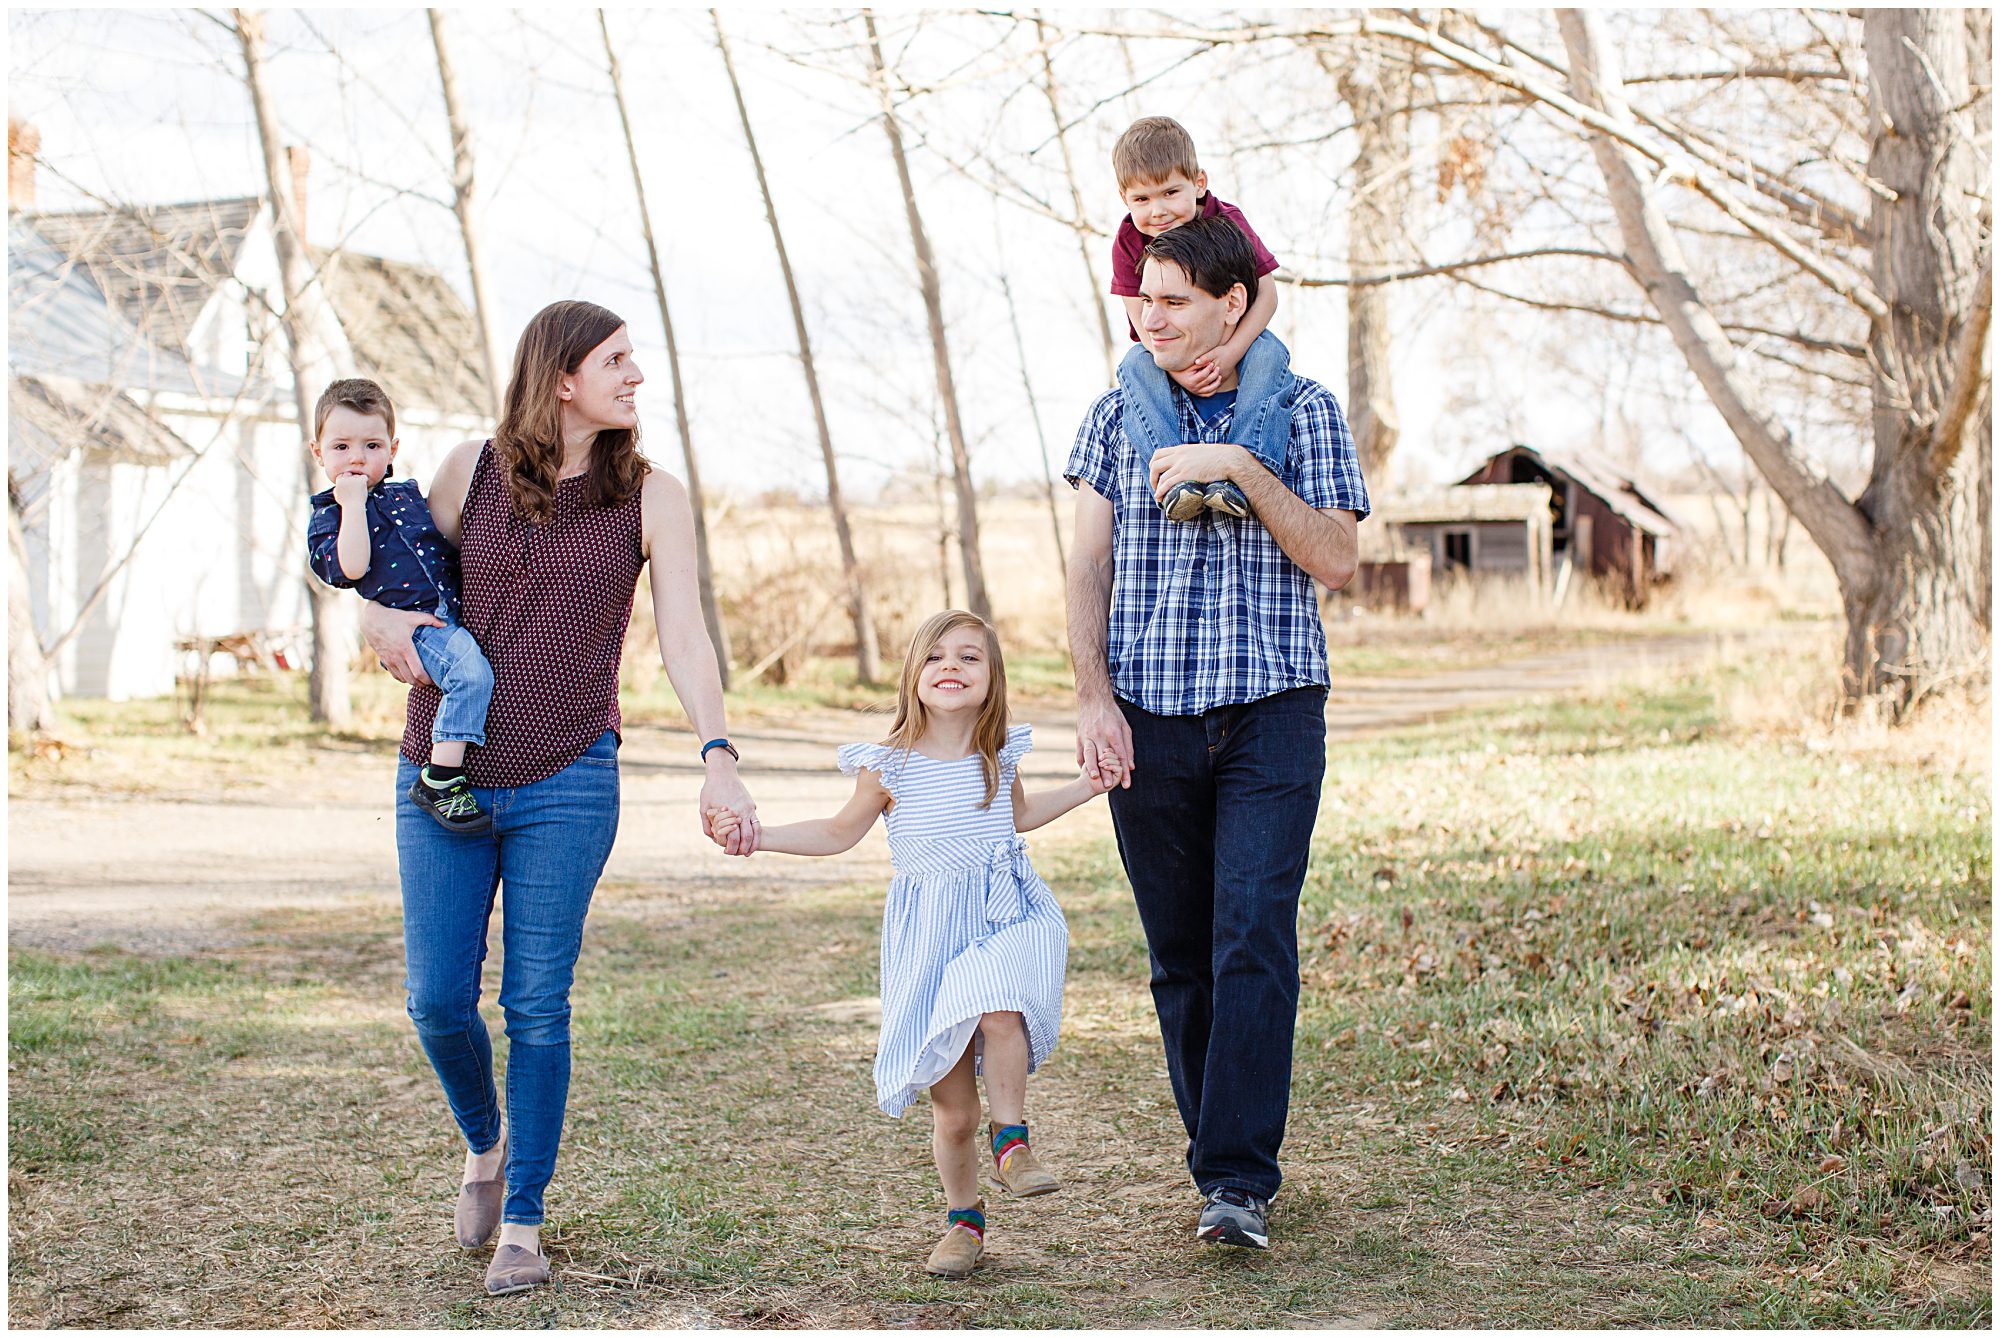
[401,443,646,786]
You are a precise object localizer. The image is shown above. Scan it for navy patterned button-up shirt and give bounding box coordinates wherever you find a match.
[1065,374,1370,717]
[306,478,462,623]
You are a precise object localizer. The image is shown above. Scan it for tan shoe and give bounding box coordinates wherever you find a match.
[455,1133,507,1249]
[991,1125,1059,1197]
[925,1200,985,1279]
[484,1243,550,1295]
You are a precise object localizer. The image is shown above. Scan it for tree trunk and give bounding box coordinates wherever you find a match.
[928,417,955,608]
[427,9,503,421]
[864,10,992,623]
[714,11,879,683]
[1328,31,1412,490]
[1033,11,1117,385]
[1557,8,1990,715]
[9,486,55,739]
[1842,11,1989,707]
[605,10,731,687]
[235,8,352,728]
[994,216,1068,584]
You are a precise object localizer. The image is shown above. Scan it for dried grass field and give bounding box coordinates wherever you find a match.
[7,621,1990,1327]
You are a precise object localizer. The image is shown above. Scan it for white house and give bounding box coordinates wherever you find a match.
[9,140,491,701]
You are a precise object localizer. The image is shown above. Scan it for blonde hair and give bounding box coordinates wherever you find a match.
[1112,115,1200,191]
[883,610,1010,808]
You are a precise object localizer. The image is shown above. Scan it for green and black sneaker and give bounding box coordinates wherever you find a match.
[409,767,491,834]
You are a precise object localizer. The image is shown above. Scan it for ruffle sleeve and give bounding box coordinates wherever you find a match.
[837,741,901,796]
[998,723,1033,773]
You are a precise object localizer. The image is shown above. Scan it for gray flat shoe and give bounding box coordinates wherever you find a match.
[455,1137,507,1249]
[484,1243,550,1295]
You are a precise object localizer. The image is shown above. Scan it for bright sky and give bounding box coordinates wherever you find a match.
[9,8,1820,501]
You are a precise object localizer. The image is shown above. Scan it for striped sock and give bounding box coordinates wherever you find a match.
[991,1123,1029,1169]
[946,1205,985,1241]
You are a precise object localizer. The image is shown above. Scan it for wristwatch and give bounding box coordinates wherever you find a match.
[700,737,739,763]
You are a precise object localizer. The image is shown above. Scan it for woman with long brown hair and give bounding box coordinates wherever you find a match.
[360,299,757,1295]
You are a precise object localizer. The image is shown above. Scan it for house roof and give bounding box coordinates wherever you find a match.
[8,220,235,397]
[1459,443,1679,538]
[1376,482,1554,526]
[10,372,193,468]
[309,246,492,419]
[22,196,492,419]
[24,197,262,361]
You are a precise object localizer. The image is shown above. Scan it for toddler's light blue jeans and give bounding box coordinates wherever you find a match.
[412,621,492,748]
[1117,329,1298,474]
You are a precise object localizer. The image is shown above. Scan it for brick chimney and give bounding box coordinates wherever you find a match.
[284,144,308,236]
[9,118,39,212]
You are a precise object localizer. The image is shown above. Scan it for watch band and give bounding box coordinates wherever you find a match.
[700,737,739,763]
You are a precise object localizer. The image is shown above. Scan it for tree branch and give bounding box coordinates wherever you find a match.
[1441,270,1868,361]
[1031,9,1890,315]
[1284,246,1629,288]
[1555,8,1873,578]
[1930,260,1994,473]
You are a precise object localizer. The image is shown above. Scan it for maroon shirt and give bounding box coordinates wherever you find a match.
[401,443,646,787]
[1109,192,1280,340]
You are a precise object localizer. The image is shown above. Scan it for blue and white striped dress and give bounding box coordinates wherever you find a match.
[838,724,1069,1117]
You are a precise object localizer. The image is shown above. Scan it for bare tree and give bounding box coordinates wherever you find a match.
[9,484,56,739]
[603,10,731,687]
[426,8,502,420]
[1033,11,1118,383]
[864,9,992,623]
[713,9,880,683]
[994,214,1068,583]
[1554,8,1989,710]
[234,7,353,727]
[1323,28,1415,491]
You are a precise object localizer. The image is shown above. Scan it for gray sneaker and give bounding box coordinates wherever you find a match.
[1195,1187,1269,1249]
[1160,480,1209,522]
[1203,480,1251,518]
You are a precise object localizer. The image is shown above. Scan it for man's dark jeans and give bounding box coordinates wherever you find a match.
[1107,686,1326,1202]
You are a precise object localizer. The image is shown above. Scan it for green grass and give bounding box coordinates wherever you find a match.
[8,643,1989,1326]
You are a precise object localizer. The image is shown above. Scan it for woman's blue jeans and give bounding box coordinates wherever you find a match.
[395,729,620,1225]
[1116,329,1297,473]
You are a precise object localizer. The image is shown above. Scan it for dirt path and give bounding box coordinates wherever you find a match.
[7,629,1764,955]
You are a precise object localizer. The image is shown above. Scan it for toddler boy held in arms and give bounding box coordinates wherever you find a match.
[304,378,495,833]
[1109,115,1298,523]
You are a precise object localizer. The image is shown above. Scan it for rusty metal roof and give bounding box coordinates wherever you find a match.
[1460,443,1680,537]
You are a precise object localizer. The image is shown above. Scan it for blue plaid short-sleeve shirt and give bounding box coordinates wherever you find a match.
[1064,374,1370,716]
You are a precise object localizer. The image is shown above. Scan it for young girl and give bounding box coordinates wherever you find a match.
[711,610,1117,1277]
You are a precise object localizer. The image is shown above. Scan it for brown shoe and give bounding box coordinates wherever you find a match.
[991,1125,1059,1197]
[455,1133,507,1249]
[484,1243,550,1295]
[925,1200,985,1279]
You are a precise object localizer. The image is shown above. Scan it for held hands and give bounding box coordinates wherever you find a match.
[1083,751,1126,796]
[707,806,745,851]
[701,774,759,856]
[1075,696,1135,792]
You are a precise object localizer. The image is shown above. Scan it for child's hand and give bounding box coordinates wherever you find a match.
[332,473,370,508]
[707,805,746,852]
[1085,751,1126,795]
[1183,349,1236,397]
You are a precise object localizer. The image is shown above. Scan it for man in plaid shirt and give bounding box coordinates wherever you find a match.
[1065,216,1369,1251]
